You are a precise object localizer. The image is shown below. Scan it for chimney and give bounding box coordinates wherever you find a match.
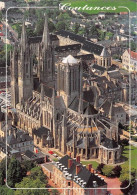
[68,152,71,158]
[76,165,81,175]
[87,164,92,172]
[76,156,80,163]
[68,159,73,169]
[91,168,95,174]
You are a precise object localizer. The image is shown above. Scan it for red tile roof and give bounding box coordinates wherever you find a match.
[128,49,137,60]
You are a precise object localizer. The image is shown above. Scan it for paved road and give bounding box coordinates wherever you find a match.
[129,141,137,147]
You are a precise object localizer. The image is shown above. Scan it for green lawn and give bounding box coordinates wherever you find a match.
[62,0,137,14]
[121,145,137,171]
[81,145,137,174]
[81,160,99,169]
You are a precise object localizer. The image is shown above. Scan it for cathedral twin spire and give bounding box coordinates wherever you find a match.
[20,21,28,52]
[42,14,50,50]
[20,14,50,51]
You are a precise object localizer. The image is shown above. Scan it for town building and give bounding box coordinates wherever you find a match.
[0,0,15,10]
[122,49,137,72]
[53,154,107,195]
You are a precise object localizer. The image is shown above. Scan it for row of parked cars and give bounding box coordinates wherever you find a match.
[48,150,61,160]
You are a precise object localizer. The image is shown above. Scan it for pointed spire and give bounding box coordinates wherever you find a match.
[62,115,65,127]
[78,95,83,114]
[42,14,50,49]
[109,101,113,120]
[94,94,98,109]
[41,83,44,101]
[20,21,28,51]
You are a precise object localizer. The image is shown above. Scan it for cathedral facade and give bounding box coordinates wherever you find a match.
[10,16,121,164]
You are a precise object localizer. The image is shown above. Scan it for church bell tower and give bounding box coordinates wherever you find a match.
[57,55,83,107]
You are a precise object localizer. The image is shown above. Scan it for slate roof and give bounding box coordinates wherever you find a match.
[56,30,104,56]
[0,141,11,154]
[33,127,49,138]
[107,70,122,79]
[83,89,94,103]
[100,100,125,116]
[55,44,81,52]
[58,155,107,188]
[24,150,36,159]
[7,130,32,145]
[69,97,88,113]
[100,47,111,57]
[92,64,106,72]
[74,54,94,60]
[83,103,98,115]
[55,96,66,109]
[28,34,58,44]
[107,64,118,71]
[102,137,118,149]
[33,79,53,98]
[69,97,98,115]
[76,138,87,148]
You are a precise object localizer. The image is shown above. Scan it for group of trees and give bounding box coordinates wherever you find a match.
[0,157,60,195]
[96,162,136,194]
[0,44,12,67]
[97,164,122,178]
[15,166,49,195]
[120,165,136,194]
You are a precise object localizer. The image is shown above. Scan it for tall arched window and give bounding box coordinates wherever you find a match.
[109,152,112,159]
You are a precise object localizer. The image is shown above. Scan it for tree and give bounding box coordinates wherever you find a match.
[0,186,14,195]
[29,166,47,183]
[11,23,22,38]
[52,189,59,195]
[112,166,122,177]
[7,158,23,188]
[21,160,35,177]
[15,166,49,195]
[35,18,44,36]
[0,11,2,22]
[120,180,132,194]
[26,28,36,37]
[131,41,137,52]
[96,163,104,174]
[0,158,6,185]
[102,165,114,177]
[48,21,56,32]
[15,177,49,195]
[74,22,80,34]
[89,25,99,36]
[56,21,66,31]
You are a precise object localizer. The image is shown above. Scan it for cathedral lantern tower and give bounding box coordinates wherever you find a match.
[18,21,33,104]
[57,55,83,107]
